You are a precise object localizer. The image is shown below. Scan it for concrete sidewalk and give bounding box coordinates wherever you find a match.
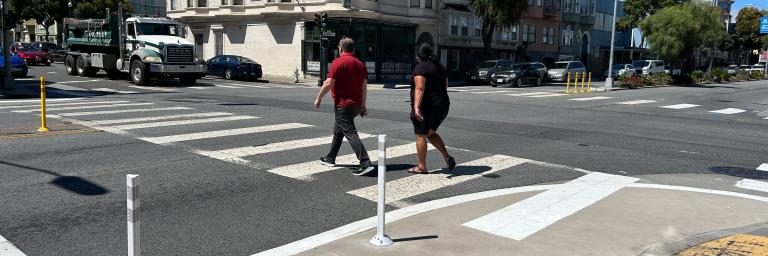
[263,176,768,256]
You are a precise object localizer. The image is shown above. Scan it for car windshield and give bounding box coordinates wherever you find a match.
[137,23,179,36]
[551,63,569,69]
[500,64,522,72]
[476,61,497,69]
[237,57,256,63]
[633,61,649,68]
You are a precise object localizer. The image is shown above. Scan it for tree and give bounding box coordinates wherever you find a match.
[470,0,527,51]
[733,7,764,64]
[75,0,132,19]
[617,0,683,48]
[639,2,727,72]
[16,0,60,42]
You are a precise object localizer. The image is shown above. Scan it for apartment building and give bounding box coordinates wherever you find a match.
[587,0,635,74]
[559,0,595,64]
[521,0,560,66]
[167,0,438,81]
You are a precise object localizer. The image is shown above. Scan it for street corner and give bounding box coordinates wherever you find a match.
[269,173,768,256]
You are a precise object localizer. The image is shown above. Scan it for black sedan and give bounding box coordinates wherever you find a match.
[207,55,263,80]
[491,62,548,87]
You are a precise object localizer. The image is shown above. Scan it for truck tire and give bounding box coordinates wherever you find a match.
[75,57,97,77]
[65,55,77,75]
[179,76,197,86]
[130,60,149,86]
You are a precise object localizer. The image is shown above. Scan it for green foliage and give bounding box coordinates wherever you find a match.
[616,0,683,32]
[75,0,132,19]
[689,70,705,83]
[617,74,643,89]
[733,7,763,53]
[470,0,527,50]
[709,68,730,83]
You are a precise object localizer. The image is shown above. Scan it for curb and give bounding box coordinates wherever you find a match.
[639,222,768,256]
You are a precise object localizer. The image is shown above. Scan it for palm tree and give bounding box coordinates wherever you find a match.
[470,0,528,51]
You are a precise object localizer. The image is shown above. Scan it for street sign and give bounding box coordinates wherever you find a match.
[761,16,768,34]
[322,31,336,37]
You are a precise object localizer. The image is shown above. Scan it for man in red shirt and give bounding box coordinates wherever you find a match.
[314,37,374,176]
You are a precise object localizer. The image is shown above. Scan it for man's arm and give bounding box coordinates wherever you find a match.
[314,78,334,108]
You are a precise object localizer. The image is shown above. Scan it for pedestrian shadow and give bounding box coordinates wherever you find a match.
[709,166,768,180]
[0,160,109,196]
[444,165,492,179]
[392,235,438,242]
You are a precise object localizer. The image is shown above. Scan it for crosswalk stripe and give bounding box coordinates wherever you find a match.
[268,142,431,180]
[661,103,699,109]
[235,84,271,89]
[735,179,768,193]
[0,98,84,104]
[109,115,258,130]
[448,89,472,92]
[206,133,374,158]
[129,86,175,92]
[92,88,140,94]
[56,79,102,84]
[216,85,243,89]
[506,92,549,96]
[0,100,131,110]
[469,90,512,94]
[527,93,567,98]
[189,87,210,90]
[0,234,27,256]
[12,103,154,113]
[91,112,234,125]
[141,123,314,144]
[568,96,613,101]
[58,107,192,116]
[709,108,746,114]
[347,155,528,205]
[617,100,657,105]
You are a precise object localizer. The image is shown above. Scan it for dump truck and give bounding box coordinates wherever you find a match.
[62,8,205,85]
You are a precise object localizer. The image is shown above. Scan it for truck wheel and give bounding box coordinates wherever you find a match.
[224,69,233,80]
[179,76,197,86]
[130,60,149,86]
[65,55,77,75]
[76,57,90,77]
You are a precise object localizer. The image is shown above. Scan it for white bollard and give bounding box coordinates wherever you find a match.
[370,135,394,246]
[127,174,140,256]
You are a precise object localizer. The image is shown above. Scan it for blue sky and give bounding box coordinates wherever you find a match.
[731,0,766,22]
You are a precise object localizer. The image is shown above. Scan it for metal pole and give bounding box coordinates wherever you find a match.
[605,0,618,90]
[38,77,49,132]
[127,174,140,256]
[370,135,393,246]
[1,0,14,90]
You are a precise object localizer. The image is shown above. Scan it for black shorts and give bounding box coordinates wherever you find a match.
[410,105,449,135]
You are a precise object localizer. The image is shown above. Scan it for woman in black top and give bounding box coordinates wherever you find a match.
[408,43,456,174]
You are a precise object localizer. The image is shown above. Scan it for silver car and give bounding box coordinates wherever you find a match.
[547,61,586,82]
[605,64,636,78]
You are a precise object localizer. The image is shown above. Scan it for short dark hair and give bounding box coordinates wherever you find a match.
[339,37,354,53]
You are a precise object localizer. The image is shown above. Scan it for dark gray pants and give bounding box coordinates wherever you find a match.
[326,106,370,165]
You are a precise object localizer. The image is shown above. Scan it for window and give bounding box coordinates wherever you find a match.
[425,0,431,9]
[188,0,193,7]
[528,0,533,5]
[604,14,613,31]
[410,0,419,7]
[595,13,604,30]
[536,0,542,6]
[449,15,458,35]
[501,28,509,41]
[527,25,536,43]
[461,16,469,36]
[474,17,482,38]
[197,0,207,7]
[521,25,527,42]
[127,23,136,37]
[170,0,176,10]
[562,25,573,46]
[510,25,518,41]
[543,27,555,44]
[221,0,228,5]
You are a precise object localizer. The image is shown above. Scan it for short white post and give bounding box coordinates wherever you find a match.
[127,174,140,256]
[370,135,393,246]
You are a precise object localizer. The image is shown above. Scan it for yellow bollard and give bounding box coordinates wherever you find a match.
[580,72,586,93]
[38,76,49,132]
[565,72,571,94]
[587,72,592,93]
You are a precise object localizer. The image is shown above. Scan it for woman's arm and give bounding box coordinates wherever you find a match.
[413,75,426,121]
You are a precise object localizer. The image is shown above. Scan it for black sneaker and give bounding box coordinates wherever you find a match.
[352,162,375,176]
[320,156,336,167]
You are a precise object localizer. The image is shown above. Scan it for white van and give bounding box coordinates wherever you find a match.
[633,60,665,75]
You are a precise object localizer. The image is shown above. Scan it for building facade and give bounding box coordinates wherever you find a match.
[520,0,560,66]
[12,20,60,44]
[559,0,595,64]
[131,0,168,16]
[587,0,636,74]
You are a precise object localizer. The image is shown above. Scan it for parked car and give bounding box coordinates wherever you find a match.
[467,60,513,84]
[547,61,586,82]
[633,60,665,75]
[29,42,65,63]
[605,64,635,78]
[725,65,739,74]
[491,62,548,87]
[0,51,29,77]
[13,44,51,66]
[206,55,263,80]
[744,64,766,73]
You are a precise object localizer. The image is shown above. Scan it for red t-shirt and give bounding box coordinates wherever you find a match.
[328,53,367,108]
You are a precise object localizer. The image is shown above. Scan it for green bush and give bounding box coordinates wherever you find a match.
[646,72,672,86]
[709,68,730,83]
[689,70,705,83]
[617,74,643,89]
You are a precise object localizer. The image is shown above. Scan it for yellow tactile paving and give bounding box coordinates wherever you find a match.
[677,234,768,256]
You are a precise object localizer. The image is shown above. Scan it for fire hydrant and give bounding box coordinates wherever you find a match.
[293,67,300,83]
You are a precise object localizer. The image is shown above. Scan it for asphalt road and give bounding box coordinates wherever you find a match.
[1,64,767,255]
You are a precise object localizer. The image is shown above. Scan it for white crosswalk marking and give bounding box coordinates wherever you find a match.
[469,90,512,94]
[735,179,768,193]
[140,123,314,144]
[268,142,431,180]
[91,112,234,125]
[0,234,27,256]
[129,86,175,92]
[527,93,567,98]
[709,108,746,114]
[92,88,140,94]
[58,107,192,116]
[661,103,699,109]
[189,87,210,90]
[204,133,373,158]
[236,84,273,89]
[56,79,101,84]
[568,96,612,101]
[109,115,259,130]
[216,85,243,89]
[0,100,131,110]
[506,92,549,96]
[0,98,83,104]
[12,103,154,113]
[347,155,528,205]
[617,100,657,105]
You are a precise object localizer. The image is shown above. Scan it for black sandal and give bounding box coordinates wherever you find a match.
[446,156,456,172]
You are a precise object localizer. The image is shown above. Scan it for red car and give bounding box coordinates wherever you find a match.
[12,46,51,66]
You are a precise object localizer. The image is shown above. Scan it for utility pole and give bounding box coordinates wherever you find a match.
[605,0,618,90]
[1,0,14,91]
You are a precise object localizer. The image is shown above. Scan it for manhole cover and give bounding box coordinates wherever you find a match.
[676,234,768,256]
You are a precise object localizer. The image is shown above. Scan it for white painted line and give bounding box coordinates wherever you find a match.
[235,84,272,89]
[55,79,101,84]
[92,88,140,94]
[141,123,314,144]
[568,96,613,101]
[758,163,768,172]
[0,100,131,110]
[0,98,83,104]
[735,179,768,193]
[59,107,192,116]
[129,86,175,92]
[109,115,258,130]
[12,103,154,113]
[506,92,549,96]
[348,155,529,205]
[661,103,699,109]
[709,108,746,115]
[527,93,567,98]
[204,133,373,158]
[47,72,57,74]
[469,90,512,94]
[189,87,209,90]
[91,112,234,125]
[215,85,243,89]
[462,172,638,240]
[0,234,27,256]
[627,183,768,203]
[448,89,471,92]
[617,100,657,105]
[268,142,430,180]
